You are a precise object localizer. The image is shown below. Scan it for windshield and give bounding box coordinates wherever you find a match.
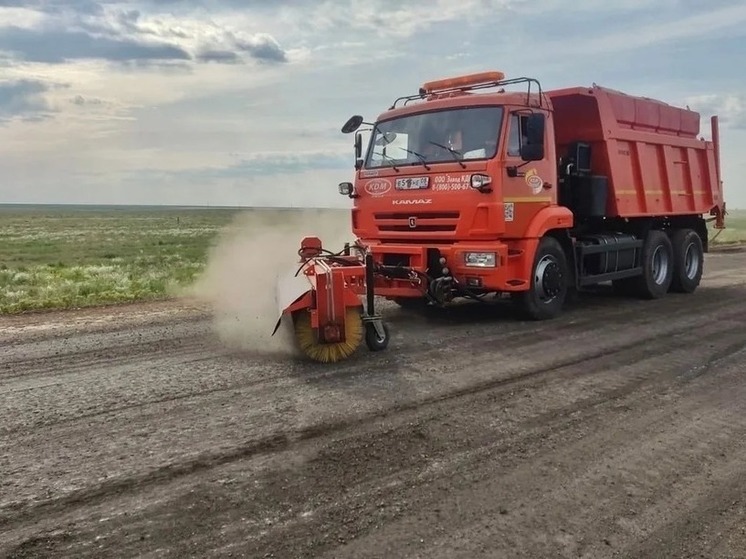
[364,106,503,169]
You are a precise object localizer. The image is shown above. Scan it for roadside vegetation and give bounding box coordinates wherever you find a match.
[0,206,241,313]
[708,209,746,245]
[0,205,744,314]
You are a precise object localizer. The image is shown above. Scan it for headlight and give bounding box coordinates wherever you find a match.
[464,252,497,267]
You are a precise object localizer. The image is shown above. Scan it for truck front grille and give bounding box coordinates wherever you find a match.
[374,211,460,233]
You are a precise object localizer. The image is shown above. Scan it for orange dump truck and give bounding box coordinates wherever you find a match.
[338,71,726,319]
[275,71,726,363]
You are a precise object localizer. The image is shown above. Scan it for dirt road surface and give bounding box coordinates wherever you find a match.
[2,249,746,558]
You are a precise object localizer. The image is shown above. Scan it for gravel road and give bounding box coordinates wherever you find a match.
[2,248,746,558]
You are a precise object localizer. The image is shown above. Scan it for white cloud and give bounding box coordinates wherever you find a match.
[542,2,746,56]
[0,7,46,28]
[291,0,516,38]
[0,0,745,208]
[685,94,746,130]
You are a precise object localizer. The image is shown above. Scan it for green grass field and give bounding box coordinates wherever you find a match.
[708,209,746,245]
[0,206,245,313]
[0,205,744,314]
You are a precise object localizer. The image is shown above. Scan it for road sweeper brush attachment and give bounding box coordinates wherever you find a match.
[272,236,390,363]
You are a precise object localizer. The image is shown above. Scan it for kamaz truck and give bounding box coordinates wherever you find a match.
[337,71,726,319]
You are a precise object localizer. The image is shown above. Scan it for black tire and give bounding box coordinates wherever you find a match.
[630,229,673,299]
[669,228,704,294]
[365,321,390,351]
[513,236,569,320]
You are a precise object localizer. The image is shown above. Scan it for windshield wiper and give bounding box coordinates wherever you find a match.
[372,151,400,171]
[397,147,431,170]
[428,141,466,168]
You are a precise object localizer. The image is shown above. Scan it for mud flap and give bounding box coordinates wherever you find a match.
[272,267,314,336]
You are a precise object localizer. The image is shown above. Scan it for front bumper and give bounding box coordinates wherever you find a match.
[360,240,529,297]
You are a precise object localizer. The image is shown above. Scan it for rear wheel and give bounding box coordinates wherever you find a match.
[513,236,569,320]
[631,229,673,299]
[669,228,704,293]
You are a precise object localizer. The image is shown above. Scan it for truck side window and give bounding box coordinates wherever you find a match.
[507,114,529,157]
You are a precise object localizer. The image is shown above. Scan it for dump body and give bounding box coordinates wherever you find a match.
[547,86,723,219]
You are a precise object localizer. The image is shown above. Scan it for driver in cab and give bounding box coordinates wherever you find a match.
[422,117,494,162]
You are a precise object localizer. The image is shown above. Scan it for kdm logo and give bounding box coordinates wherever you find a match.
[392,199,433,205]
[364,179,392,196]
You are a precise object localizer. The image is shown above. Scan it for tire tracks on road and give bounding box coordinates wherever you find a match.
[2,297,745,540]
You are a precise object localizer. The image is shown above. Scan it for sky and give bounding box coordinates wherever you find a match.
[1,0,745,209]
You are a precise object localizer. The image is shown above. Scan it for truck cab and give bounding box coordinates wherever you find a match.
[339,72,572,315]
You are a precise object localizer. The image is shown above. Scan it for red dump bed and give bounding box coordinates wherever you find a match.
[547,85,723,218]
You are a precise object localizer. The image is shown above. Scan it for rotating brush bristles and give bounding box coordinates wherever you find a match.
[293,307,365,363]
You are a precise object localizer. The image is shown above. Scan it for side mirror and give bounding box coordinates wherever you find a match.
[339,182,357,198]
[354,132,363,169]
[520,112,545,161]
[341,115,364,134]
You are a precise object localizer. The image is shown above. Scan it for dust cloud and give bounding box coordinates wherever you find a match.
[191,208,354,357]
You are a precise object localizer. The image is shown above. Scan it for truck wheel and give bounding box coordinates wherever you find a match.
[513,236,569,320]
[669,228,704,293]
[632,229,673,299]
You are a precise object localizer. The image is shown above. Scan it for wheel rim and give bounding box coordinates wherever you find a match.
[535,255,563,303]
[684,242,700,280]
[651,245,669,285]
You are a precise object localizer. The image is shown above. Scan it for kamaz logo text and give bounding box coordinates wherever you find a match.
[392,199,432,205]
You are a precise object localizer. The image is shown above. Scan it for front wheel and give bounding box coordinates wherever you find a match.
[513,236,569,320]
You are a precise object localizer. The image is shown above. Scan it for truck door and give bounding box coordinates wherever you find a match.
[502,110,555,236]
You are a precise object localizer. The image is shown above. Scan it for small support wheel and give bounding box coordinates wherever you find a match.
[364,320,390,352]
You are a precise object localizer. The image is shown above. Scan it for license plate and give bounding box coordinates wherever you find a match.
[395,176,429,190]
